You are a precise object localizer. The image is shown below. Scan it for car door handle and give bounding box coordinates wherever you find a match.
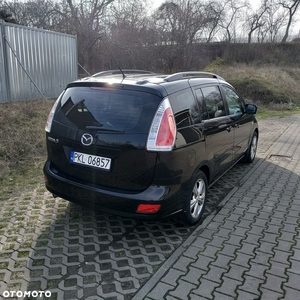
[219,124,232,132]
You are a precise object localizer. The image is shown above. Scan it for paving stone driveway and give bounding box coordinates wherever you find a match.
[135,115,300,300]
[0,115,299,300]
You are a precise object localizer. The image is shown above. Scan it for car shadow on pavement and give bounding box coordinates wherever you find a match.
[25,202,193,299]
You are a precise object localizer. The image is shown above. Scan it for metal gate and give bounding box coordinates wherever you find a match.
[0,19,78,103]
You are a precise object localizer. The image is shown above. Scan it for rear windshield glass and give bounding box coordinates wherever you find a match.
[55,87,161,133]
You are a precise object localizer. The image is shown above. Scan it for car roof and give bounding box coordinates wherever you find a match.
[70,70,228,97]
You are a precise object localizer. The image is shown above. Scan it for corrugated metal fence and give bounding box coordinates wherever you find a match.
[0,19,78,103]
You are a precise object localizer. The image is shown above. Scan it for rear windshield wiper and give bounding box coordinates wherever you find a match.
[85,125,122,132]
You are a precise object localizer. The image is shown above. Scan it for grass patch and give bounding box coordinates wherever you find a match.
[205,61,300,106]
[14,260,28,269]
[256,104,300,120]
[0,99,54,202]
[17,251,30,258]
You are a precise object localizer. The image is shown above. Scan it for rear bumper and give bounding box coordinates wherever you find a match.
[43,161,183,220]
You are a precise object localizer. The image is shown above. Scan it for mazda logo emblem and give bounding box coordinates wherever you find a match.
[81,133,93,146]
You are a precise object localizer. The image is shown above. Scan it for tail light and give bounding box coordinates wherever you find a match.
[137,204,161,213]
[45,93,62,133]
[147,97,176,151]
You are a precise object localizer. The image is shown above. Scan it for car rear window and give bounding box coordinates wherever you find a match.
[55,87,161,133]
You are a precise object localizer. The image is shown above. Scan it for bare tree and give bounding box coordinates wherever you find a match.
[198,0,225,42]
[245,0,268,43]
[279,0,300,42]
[155,0,216,45]
[0,8,16,23]
[2,0,61,29]
[60,0,114,72]
[257,0,287,42]
[218,0,245,42]
[153,0,219,70]
[104,0,152,69]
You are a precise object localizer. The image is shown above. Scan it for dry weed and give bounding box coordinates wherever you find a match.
[0,99,54,172]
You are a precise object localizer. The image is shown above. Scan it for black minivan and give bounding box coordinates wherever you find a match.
[44,71,258,225]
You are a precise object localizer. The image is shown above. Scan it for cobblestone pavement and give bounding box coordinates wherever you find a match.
[134,115,300,300]
[0,115,299,300]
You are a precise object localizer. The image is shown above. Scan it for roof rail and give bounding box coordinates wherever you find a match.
[92,69,155,77]
[164,71,224,82]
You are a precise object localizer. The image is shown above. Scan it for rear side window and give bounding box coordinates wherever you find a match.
[55,87,161,133]
[201,86,226,119]
[169,89,201,128]
[194,89,208,121]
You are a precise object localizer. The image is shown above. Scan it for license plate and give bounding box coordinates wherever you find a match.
[70,151,111,170]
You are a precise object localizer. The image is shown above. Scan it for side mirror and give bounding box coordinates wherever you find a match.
[245,104,257,114]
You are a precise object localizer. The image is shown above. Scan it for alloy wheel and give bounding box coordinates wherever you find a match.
[250,135,258,160]
[190,178,206,219]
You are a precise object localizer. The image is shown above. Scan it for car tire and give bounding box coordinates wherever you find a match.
[179,170,208,226]
[244,131,258,163]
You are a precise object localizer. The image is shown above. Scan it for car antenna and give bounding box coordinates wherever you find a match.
[101,37,126,80]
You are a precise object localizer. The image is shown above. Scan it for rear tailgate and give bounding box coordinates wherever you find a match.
[47,85,162,191]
